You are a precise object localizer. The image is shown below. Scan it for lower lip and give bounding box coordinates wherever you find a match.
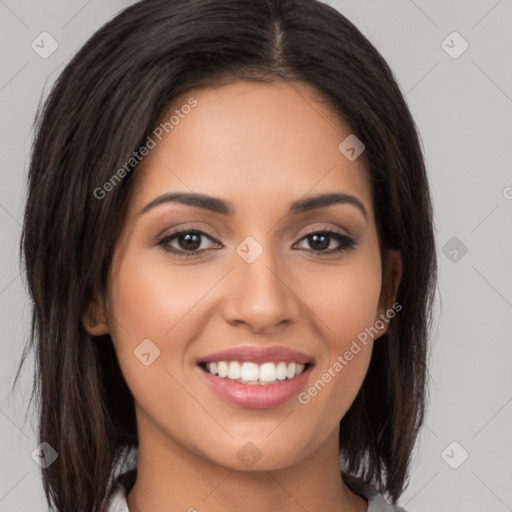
[198,365,313,409]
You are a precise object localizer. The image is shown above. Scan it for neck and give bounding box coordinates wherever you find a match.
[126,419,367,512]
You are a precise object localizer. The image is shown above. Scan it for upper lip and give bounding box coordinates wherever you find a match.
[197,345,314,365]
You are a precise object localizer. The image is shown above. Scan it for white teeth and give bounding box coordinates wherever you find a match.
[217,361,228,378]
[259,362,276,382]
[286,362,296,379]
[276,362,288,380]
[204,360,308,384]
[227,361,241,379]
[241,362,259,382]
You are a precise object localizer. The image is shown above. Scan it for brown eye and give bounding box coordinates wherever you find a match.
[158,229,221,256]
[295,230,356,254]
[175,232,201,251]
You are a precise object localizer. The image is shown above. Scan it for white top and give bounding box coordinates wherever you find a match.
[102,447,408,512]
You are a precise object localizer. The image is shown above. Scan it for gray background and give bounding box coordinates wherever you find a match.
[1,0,511,510]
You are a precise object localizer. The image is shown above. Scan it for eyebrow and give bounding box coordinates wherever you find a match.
[139,191,368,221]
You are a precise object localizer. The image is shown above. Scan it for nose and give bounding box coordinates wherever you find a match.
[221,244,300,334]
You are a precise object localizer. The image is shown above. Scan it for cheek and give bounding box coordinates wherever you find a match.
[295,249,382,340]
[104,251,211,418]
[106,249,221,342]
[295,250,381,417]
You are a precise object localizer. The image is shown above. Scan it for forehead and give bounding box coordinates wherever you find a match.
[129,80,373,221]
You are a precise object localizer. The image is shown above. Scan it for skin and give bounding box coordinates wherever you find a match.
[84,80,402,512]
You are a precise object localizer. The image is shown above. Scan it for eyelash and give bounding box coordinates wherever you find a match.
[156,228,356,258]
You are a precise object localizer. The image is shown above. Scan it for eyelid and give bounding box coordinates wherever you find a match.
[155,223,223,242]
[296,223,351,238]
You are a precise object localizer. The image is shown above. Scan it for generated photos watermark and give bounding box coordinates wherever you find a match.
[298,301,402,405]
[93,97,198,200]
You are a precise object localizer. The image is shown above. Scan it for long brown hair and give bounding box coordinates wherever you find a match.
[17,0,437,510]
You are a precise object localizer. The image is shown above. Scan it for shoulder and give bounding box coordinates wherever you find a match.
[101,445,138,512]
[344,473,410,512]
[102,469,136,512]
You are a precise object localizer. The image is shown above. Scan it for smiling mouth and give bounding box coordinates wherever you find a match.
[198,361,313,385]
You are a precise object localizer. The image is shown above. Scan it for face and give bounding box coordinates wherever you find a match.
[86,80,401,471]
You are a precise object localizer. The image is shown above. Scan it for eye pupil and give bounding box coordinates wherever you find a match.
[309,233,329,251]
[178,233,201,251]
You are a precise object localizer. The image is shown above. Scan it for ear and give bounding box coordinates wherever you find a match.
[82,293,109,336]
[375,249,403,338]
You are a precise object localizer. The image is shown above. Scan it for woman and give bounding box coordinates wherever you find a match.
[19,0,437,511]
